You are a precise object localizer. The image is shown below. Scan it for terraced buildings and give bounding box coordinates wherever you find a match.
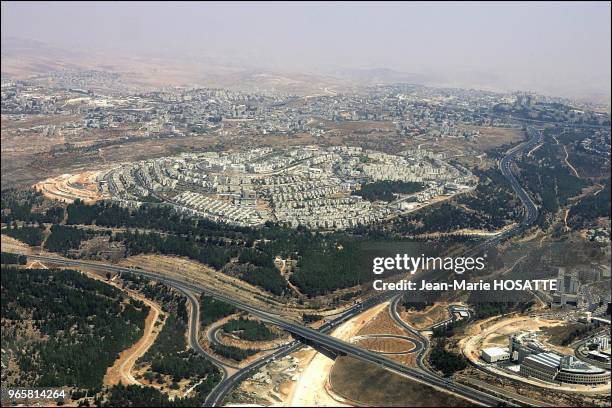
[101,145,475,230]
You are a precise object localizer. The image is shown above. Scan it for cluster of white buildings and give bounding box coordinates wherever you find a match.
[107,159,178,203]
[274,196,387,230]
[173,191,268,227]
[103,145,475,230]
[481,331,610,385]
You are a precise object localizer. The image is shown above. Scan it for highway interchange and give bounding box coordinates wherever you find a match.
[13,126,543,407]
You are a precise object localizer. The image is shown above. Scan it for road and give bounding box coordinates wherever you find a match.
[23,254,508,407]
[499,126,540,227]
[104,289,164,387]
[385,126,542,403]
[388,295,429,370]
[461,126,541,257]
[12,127,543,407]
[207,318,286,353]
[178,287,239,401]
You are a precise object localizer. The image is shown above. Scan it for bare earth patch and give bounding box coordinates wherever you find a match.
[103,285,166,387]
[400,302,451,330]
[1,234,34,254]
[329,356,470,407]
[289,302,389,406]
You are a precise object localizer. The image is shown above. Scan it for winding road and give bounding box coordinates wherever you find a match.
[9,126,543,407]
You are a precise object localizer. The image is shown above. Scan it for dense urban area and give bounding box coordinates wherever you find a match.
[1,35,611,408]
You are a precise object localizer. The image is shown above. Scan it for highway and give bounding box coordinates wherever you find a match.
[204,290,395,406]
[383,126,542,404]
[23,254,509,407]
[460,126,541,257]
[204,341,301,406]
[389,295,429,370]
[499,126,540,227]
[182,289,236,371]
[207,318,287,353]
[11,127,544,407]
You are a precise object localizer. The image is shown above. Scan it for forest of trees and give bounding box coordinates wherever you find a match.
[4,196,406,297]
[221,317,279,341]
[210,343,258,362]
[428,339,467,376]
[119,274,221,402]
[402,300,433,311]
[241,265,287,296]
[354,181,425,202]
[472,301,533,319]
[0,183,533,300]
[235,248,287,294]
[44,224,93,253]
[1,188,64,224]
[139,314,220,386]
[65,200,373,298]
[290,237,366,296]
[66,199,253,242]
[517,139,589,227]
[2,225,45,246]
[1,266,147,391]
[1,252,27,265]
[569,178,611,228]
[102,384,208,407]
[457,168,519,227]
[302,313,323,324]
[394,168,520,235]
[199,295,236,327]
[120,272,188,322]
[114,230,235,270]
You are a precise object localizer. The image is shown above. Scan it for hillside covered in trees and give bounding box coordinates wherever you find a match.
[221,317,279,342]
[120,274,222,399]
[1,266,147,392]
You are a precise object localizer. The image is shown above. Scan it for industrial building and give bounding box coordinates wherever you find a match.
[520,352,562,382]
[507,332,611,385]
[520,353,609,384]
[588,350,611,362]
[509,332,547,363]
[481,347,511,363]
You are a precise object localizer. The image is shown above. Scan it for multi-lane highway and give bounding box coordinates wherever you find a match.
[10,127,543,407]
[22,254,509,406]
[204,290,396,406]
[499,126,540,227]
[21,254,401,405]
[462,126,541,257]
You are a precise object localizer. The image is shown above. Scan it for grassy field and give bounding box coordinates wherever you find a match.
[329,356,470,407]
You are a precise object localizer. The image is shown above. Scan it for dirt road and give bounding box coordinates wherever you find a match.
[104,289,166,386]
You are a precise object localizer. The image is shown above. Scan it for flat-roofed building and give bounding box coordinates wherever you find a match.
[481,347,511,363]
[520,352,561,382]
[520,353,610,385]
[557,356,610,384]
[588,350,611,362]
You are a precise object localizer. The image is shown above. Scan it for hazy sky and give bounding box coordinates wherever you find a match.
[2,1,610,98]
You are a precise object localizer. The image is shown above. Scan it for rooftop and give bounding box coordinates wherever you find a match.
[482,347,509,357]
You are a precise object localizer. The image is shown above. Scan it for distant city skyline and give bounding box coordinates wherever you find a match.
[1,1,610,101]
